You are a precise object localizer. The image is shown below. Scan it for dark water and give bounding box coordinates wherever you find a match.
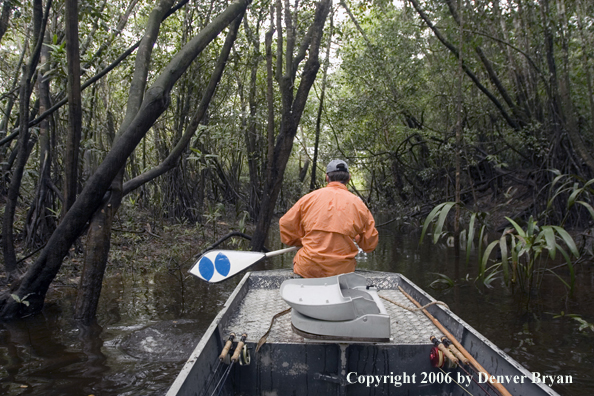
[1,223,593,395]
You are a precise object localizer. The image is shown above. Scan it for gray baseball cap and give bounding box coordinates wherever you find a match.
[326,159,349,173]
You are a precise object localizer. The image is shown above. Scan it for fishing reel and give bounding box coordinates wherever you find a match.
[219,333,250,366]
[238,344,251,366]
[429,335,457,368]
[430,346,446,368]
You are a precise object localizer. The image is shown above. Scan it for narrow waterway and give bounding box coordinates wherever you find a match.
[1,223,593,395]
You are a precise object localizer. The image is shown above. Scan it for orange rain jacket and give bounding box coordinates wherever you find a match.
[279,182,379,278]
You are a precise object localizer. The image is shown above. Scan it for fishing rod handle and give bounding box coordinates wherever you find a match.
[442,336,470,365]
[231,333,248,363]
[430,336,458,365]
[219,333,236,361]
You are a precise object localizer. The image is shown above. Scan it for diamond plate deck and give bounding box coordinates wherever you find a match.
[221,280,443,345]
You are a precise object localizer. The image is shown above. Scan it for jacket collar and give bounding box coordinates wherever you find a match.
[326,181,348,190]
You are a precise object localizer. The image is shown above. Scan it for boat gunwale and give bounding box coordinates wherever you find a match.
[165,271,252,395]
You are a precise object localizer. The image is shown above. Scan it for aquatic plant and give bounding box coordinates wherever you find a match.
[421,205,580,295]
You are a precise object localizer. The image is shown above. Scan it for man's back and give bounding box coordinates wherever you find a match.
[280,182,378,278]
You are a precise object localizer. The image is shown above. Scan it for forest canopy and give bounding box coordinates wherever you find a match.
[1,0,594,319]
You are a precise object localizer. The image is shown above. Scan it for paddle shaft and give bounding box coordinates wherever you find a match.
[398,286,512,396]
[264,246,299,258]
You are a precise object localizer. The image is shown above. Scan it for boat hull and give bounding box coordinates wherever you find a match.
[167,270,559,396]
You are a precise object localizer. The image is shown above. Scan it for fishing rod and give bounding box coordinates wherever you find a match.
[201,333,235,396]
[431,336,497,396]
[398,286,511,396]
[441,336,504,396]
[211,333,248,396]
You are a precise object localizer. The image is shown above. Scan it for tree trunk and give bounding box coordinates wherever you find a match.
[310,8,333,191]
[576,0,594,139]
[0,0,14,44]
[2,0,50,274]
[0,0,249,320]
[555,0,594,172]
[76,3,244,324]
[243,17,263,218]
[63,0,83,214]
[408,0,520,131]
[250,0,331,251]
[454,0,463,252]
[74,0,176,324]
[265,6,276,188]
[123,13,243,196]
[25,31,55,248]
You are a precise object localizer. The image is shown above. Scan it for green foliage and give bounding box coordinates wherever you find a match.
[421,203,580,294]
[553,312,594,334]
[429,273,456,289]
[10,293,33,307]
[420,201,457,245]
[204,202,225,239]
[497,217,579,293]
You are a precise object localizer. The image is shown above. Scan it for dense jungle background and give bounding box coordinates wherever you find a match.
[1,0,594,393]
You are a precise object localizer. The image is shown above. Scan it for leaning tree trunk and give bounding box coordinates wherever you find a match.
[0,0,249,320]
[250,0,331,251]
[76,6,244,324]
[74,0,176,324]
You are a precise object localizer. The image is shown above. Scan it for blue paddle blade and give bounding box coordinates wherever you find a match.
[215,253,231,276]
[189,250,266,282]
[198,256,215,281]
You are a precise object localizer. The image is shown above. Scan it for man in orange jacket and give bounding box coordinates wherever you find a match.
[279,160,379,278]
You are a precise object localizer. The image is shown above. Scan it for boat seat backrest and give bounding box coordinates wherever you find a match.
[338,273,367,289]
[341,289,381,316]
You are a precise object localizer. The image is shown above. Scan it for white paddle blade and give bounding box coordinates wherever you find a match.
[189,250,266,283]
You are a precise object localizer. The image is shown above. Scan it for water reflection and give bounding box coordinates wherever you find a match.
[0,223,593,395]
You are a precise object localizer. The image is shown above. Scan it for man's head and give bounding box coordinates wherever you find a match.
[326,159,350,184]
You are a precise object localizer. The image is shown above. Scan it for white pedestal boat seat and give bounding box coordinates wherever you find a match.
[280,273,391,341]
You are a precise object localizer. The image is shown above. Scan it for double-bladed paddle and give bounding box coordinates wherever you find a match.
[189,246,298,283]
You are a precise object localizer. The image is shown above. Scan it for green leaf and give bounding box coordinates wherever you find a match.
[547,174,570,209]
[526,216,535,236]
[567,183,581,209]
[480,240,499,278]
[557,245,575,292]
[511,237,518,283]
[420,202,448,244]
[478,224,486,262]
[466,213,476,265]
[542,226,556,260]
[499,234,509,282]
[482,266,501,288]
[552,226,579,257]
[505,217,526,238]
[545,268,570,290]
[429,273,455,289]
[577,201,594,221]
[434,202,456,244]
